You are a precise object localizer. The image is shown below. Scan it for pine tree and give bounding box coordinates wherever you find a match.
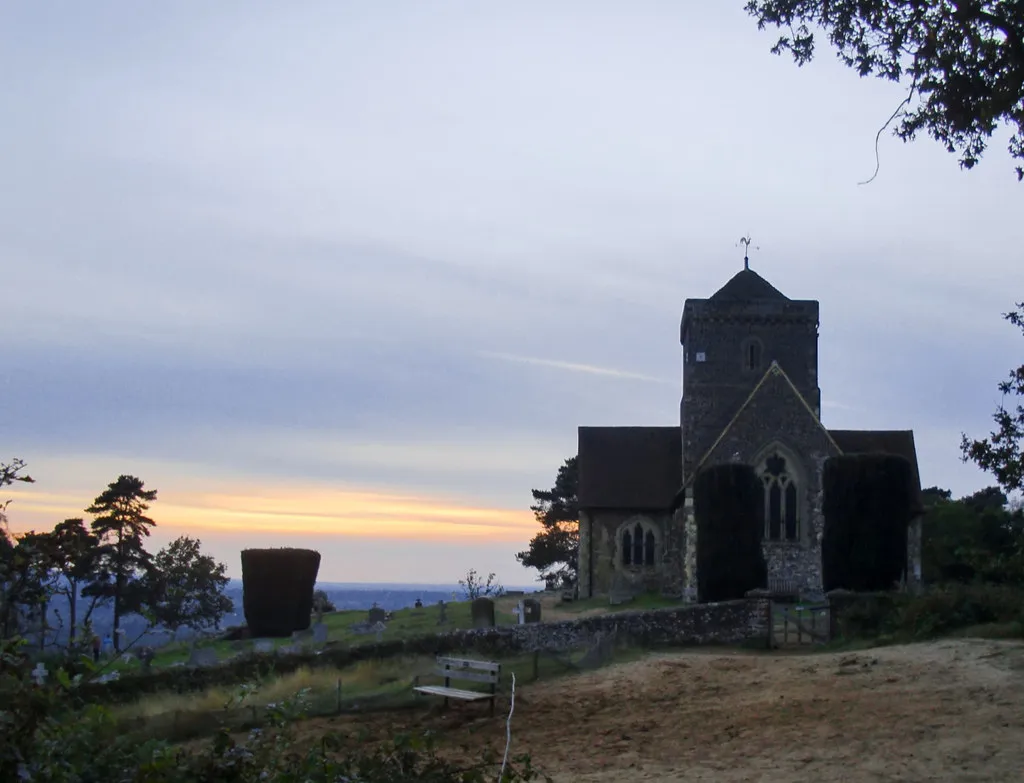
[83,475,157,652]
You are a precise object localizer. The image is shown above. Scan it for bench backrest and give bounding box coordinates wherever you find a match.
[436,656,501,685]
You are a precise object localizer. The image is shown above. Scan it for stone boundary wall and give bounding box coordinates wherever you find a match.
[79,598,770,704]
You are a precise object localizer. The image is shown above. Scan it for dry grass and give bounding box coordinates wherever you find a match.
[284,638,1024,782]
[113,656,434,722]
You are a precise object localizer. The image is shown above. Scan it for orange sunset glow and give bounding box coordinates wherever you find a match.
[6,485,535,542]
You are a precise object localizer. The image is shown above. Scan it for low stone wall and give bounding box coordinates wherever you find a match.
[78,598,770,704]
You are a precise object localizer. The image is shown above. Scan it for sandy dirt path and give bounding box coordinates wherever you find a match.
[294,638,1024,781]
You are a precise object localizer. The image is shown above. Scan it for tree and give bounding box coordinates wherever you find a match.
[312,589,336,616]
[43,519,102,645]
[145,535,232,638]
[962,303,1024,494]
[922,485,1024,583]
[746,1,1024,179]
[0,458,35,535]
[458,568,504,600]
[82,475,158,651]
[516,456,579,589]
[0,532,54,642]
[0,459,39,640]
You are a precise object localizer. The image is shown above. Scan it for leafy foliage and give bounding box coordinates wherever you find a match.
[693,464,767,602]
[922,485,1024,584]
[44,519,102,644]
[146,536,232,636]
[0,532,54,642]
[833,583,1024,640]
[516,457,579,589]
[822,454,915,592]
[962,303,1024,493]
[312,589,336,616]
[0,637,551,782]
[0,458,35,535]
[746,0,1024,179]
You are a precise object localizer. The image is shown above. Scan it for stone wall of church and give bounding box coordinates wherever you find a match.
[699,373,840,596]
[583,510,682,598]
[681,304,819,479]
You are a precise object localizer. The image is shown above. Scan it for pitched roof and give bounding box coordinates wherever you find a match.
[687,361,840,483]
[708,268,788,302]
[577,426,681,510]
[827,429,924,510]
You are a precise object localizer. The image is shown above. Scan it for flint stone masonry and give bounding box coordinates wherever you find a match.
[79,598,770,705]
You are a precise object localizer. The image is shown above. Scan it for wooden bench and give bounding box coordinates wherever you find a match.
[413,656,501,716]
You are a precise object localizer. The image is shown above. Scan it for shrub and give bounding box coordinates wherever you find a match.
[694,464,767,602]
[241,548,321,637]
[822,454,915,592]
[832,583,1024,641]
[0,637,551,782]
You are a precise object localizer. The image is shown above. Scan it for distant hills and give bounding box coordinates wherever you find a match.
[34,580,539,648]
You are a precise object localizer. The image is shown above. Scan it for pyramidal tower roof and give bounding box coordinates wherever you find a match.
[708,268,788,302]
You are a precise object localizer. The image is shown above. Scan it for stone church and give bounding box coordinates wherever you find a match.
[576,264,924,601]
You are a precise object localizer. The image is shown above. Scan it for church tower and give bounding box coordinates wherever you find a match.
[679,264,820,483]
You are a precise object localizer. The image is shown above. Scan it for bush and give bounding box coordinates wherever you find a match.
[822,454,915,592]
[0,637,551,782]
[832,583,1024,641]
[241,548,321,637]
[694,464,767,602]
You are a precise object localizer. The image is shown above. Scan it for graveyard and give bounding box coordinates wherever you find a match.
[102,589,677,675]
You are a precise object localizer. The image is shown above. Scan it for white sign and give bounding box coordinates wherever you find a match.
[695,352,706,362]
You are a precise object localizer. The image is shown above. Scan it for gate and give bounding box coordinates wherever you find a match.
[771,601,831,647]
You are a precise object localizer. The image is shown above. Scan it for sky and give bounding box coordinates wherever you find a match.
[2,1,1021,585]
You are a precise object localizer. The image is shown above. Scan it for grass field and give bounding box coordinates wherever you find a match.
[108,591,688,674]
[109,599,522,672]
[111,637,645,743]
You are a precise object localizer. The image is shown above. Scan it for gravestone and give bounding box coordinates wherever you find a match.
[522,598,542,624]
[372,621,386,642]
[437,600,448,625]
[367,604,387,624]
[188,647,218,668]
[414,598,423,610]
[138,647,155,673]
[578,628,617,670]
[513,602,524,625]
[471,597,496,629]
[254,639,275,654]
[31,662,47,686]
[313,622,328,646]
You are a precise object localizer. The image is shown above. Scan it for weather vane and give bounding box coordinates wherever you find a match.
[737,235,759,270]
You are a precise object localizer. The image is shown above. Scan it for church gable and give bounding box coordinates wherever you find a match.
[694,361,840,477]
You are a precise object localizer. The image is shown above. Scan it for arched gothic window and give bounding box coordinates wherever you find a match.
[621,521,657,567]
[758,450,799,542]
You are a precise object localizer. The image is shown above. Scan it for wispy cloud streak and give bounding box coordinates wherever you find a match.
[478,351,674,385]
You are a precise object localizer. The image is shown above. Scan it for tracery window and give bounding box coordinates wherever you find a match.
[759,451,799,542]
[621,522,657,567]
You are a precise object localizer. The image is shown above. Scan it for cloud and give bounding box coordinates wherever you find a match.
[1,0,1019,584]
[477,351,675,385]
